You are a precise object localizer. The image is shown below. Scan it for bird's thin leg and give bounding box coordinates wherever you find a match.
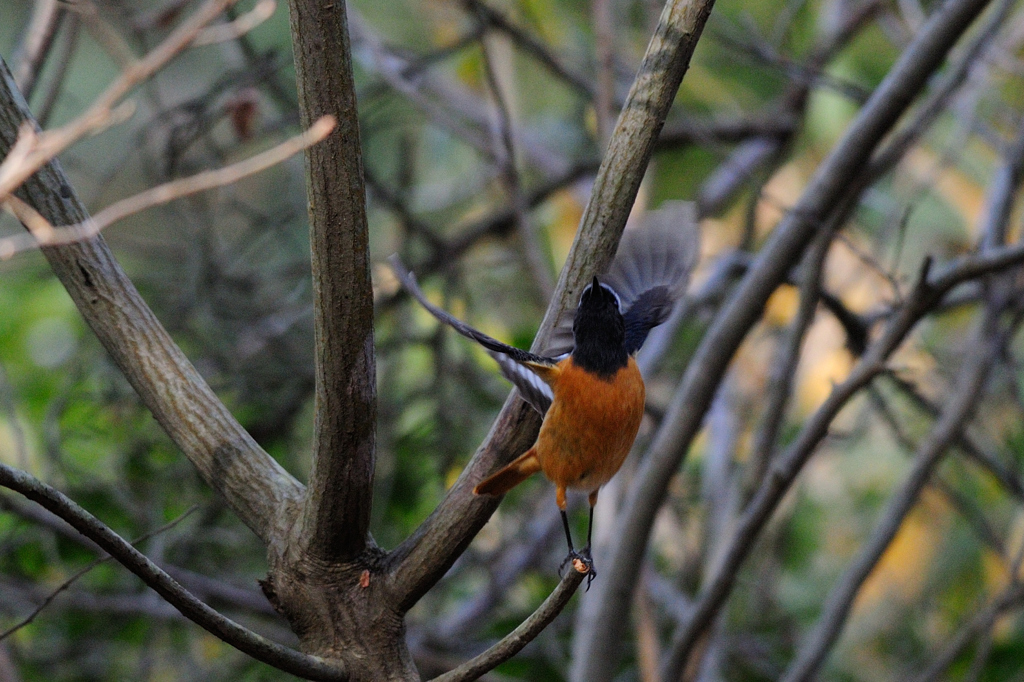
[561,509,575,553]
[585,505,594,552]
[556,487,596,586]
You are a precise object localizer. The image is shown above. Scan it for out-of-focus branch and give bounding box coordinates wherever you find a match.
[0,116,335,259]
[744,226,834,498]
[348,8,567,176]
[571,0,997,674]
[592,0,616,145]
[477,23,554,301]
[463,0,595,100]
[0,506,199,641]
[388,0,718,612]
[780,306,1014,682]
[779,108,1024,681]
[0,0,241,201]
[0,463,346,681]
[286,0,376,563]
[909,582,1024,682]
[0,492,279,616]
[657,241,1024,679]
[192,0,275,46]
[0,55,304,545]
[12,0,62,100]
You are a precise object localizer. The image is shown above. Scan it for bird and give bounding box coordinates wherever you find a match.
[388,201,700,583]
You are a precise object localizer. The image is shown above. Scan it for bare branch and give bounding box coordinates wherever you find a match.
[0,55,305,544]
[744,225,834,497]
[12,0,62,99]
[571,0,998,674]
[477,24,554,301]
[657,239,1024,679]
[780,306,1014,682]
[286,0,376,563]
[0,462,347,681]
[388,0,717,611]
[0,116,335,259]
[428,568,587,682]
[192,0,276,46]
[0,505,200,642]
[909,584,1024,682]
[462,0,595,100]
[0,0,241,201]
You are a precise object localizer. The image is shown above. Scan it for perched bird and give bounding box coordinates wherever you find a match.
[389,202,699,582]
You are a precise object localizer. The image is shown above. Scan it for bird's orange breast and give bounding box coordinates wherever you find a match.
[533,356,645,493]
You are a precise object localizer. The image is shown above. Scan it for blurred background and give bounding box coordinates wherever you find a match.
[2,0,1024,679]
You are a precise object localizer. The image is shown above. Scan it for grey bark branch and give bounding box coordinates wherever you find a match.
[287,0,376,563]
[0,462,346,681]
[744,225,834,498]
[780,307,1011,682]
[388,0,718,611]
[570,0,996,674]
[780,107,1024,681]
[428,568,586,682]
[0,55,303,545]
[656,241,1024,679]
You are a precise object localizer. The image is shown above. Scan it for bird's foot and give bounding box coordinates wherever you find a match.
[559,547,596,590]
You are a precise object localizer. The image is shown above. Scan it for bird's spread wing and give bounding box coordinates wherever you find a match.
[602,201,700,354]
[388,255,557,414]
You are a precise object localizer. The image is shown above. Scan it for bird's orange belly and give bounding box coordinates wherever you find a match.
[534,357,645,493]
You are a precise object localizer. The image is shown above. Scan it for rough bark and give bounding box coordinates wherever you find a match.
[287,0,376,565]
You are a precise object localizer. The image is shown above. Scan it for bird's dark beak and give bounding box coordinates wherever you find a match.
[592,276,600,288]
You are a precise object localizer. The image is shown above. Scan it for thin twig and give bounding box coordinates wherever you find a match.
[0,0,240,201]
[477,20,554,301]
[0,116,336,259]
[0,462,346,681]
[0,505,201,641]
[192,0,275,46]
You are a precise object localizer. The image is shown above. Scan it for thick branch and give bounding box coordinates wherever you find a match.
[286,0,376,562]
[570,0,996,675]
[0,56,303,545]
[0,463,345,681]
[387,0,717,611]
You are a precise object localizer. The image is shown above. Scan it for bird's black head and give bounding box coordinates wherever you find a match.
[572,277,628,377]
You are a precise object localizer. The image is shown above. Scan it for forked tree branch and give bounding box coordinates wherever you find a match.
[0,55,304,545]
[285,0,377,563]
[656,242,1024,679]
[388,0,718,612]
[780,306,1012,682]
